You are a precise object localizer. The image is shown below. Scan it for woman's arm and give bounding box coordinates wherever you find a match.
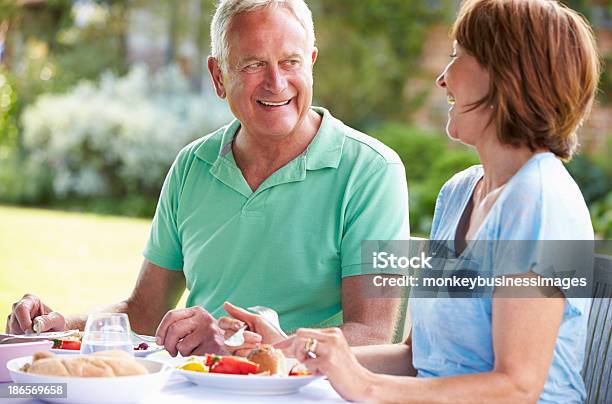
[364,282,565,403]
[278,276,565,403]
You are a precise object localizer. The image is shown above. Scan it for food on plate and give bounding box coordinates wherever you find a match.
[177,345,313,377]
[51,333,152,352]
[208,354,260,375]
[247,344,286,375]
[177,354,259,375]
[52,335,81,350]
[289,363,312,376]
[20,350,148,377]
[177,357,207,373]
[134,342,149,351]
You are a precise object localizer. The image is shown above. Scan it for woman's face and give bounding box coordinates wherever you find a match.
[436,42,492,146]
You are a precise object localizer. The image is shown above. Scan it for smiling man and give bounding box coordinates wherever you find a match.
[7,0,409,357]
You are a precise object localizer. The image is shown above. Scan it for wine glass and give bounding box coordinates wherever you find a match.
[80,313,134,356]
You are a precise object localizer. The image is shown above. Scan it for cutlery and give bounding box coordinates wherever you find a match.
[130,331,157,343]
[0,329,80,344]
[247,306,289,338]
[224,325,247,347]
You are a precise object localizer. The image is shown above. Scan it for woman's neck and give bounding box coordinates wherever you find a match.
[475,136,548,194]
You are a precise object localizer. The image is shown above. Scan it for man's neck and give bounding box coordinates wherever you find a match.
[232,109,322,191]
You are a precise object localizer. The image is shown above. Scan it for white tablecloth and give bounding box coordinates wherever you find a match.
[1,375,345,404]
[2,350,347,403]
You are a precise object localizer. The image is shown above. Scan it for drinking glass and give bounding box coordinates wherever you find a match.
[80,313,134,356]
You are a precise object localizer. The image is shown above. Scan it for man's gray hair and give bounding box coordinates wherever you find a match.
[211,0,316,69]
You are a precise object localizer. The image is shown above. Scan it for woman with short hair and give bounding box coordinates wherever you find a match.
[274,1,601,402]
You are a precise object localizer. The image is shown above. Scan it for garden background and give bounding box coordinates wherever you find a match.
[0,0,610,323]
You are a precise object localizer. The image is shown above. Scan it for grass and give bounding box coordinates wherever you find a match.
[0,205,187,330]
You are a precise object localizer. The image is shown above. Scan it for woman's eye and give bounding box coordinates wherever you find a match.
[449,52,457,58]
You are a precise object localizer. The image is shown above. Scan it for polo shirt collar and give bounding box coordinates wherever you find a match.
[305,106,345,170]
[194,119,240,165]
[194,106,345,171]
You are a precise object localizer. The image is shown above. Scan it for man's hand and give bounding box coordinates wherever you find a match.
[6,294,66,334]
[155,306,226,357]
[218,302,285,356]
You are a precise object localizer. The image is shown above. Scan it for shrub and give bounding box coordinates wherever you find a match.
[590,192,612,238]
[20,65,232,205]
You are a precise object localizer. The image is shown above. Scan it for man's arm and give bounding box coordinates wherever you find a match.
[351,330,416,376]
[8,259,185,335]
[107,259,186,334]
[339,274,402,345]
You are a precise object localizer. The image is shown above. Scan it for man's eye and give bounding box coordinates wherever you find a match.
[284,60,300,67]
[244,62,264,71]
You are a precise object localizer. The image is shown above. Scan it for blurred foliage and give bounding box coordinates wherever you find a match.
[311,0,453,128]
[12,64,230,214]
[600,53,612,105]
[567,135,612,238]
[566,155,611,205]
[0,0,609,238]
[0,0,128,152]
[590,193,612,238]
[0,67,18,147]
[370,123,480,235]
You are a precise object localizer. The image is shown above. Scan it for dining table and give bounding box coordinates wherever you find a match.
[0,350,347,404]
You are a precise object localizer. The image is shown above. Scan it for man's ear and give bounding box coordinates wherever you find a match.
[311,47,318,66]
[208,56,226,99]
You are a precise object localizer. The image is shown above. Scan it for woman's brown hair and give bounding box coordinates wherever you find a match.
[452,0,601,160]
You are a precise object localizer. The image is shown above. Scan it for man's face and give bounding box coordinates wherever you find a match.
[209,7,317,140]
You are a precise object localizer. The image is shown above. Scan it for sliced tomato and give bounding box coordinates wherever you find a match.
[204,353,221,367]
[59,340,81,350]
[209,356,259,375]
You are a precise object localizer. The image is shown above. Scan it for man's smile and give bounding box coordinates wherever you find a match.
[256,98,292,107]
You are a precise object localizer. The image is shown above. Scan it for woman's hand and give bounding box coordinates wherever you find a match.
[274,327,374,402]
[218,302,285,356]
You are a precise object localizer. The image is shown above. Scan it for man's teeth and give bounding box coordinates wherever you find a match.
[258,100,290,107]
[447,95,456,105]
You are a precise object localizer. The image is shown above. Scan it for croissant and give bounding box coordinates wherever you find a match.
[23,350,147,377]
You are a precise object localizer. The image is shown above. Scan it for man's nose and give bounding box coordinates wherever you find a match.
[264,65,288,93]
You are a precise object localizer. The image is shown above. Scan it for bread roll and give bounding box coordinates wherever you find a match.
[25,350,147,377]
[247,345,286,375]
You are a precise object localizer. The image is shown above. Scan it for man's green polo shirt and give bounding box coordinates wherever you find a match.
[143,107,409,331]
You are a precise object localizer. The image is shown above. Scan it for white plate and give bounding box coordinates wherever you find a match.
[160,355,321,396]
[50,345,165,357]
[7,355,174,403]
[49,348,81,355]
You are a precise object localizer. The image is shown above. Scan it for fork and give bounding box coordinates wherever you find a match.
[130,331,157,343]
[247,306,289,339]
[224,325,247,347]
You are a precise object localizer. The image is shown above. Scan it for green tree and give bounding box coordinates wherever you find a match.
[310,0,453,128]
